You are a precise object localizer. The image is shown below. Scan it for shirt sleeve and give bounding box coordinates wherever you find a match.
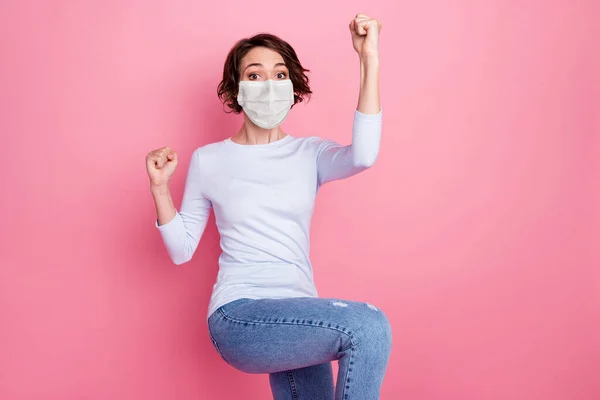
[154,148,212,265]
[316,108,382,186]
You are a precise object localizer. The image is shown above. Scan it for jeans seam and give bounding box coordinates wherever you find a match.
[217,307,359,348]
[286,370,299,400]
[341,346,354,399]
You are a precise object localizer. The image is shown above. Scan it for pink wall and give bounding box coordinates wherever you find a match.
[1,1,598,399]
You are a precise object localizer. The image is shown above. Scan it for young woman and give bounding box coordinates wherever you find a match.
[145,13,391,400]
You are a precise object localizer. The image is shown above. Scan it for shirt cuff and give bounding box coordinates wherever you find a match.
[155,211,182,232]
[355,107,382,121]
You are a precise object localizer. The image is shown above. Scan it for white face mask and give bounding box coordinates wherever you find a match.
[237,79,294,129]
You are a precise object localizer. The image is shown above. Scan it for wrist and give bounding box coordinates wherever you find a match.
[150,182,170,196]
[360,52,380,65]
[360,54,380,80]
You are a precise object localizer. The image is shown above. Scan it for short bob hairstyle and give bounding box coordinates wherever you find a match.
[217,33,312,114]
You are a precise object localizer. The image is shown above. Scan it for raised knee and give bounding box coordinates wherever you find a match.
[371,309,392,346]
[354,304,392,350]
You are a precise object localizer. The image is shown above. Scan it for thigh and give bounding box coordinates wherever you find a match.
[207,296,386,374]
[269,362,334,400]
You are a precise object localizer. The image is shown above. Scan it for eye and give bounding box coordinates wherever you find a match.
[248,73,259,80]
[276,72,287,79]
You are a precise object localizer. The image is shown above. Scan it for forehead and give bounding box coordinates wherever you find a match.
[241,46,285,68]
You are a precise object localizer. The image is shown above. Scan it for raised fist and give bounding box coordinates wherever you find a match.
[349,14,382,59]
[146,146,178,186]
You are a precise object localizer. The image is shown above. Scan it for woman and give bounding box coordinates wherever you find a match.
[145,13,391,400]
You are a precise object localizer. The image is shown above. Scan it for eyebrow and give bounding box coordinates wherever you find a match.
[243,62,287,72]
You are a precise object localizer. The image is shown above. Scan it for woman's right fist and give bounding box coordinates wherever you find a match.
[146,146,178,186]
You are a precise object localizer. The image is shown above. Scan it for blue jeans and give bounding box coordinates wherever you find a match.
[207,296,393,399]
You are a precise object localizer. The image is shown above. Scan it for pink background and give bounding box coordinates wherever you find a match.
[1,1,598,399]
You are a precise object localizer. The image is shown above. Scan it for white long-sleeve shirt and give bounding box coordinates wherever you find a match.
[155,109,382,320]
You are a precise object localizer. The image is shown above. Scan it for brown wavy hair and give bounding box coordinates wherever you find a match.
[217,33,312,114]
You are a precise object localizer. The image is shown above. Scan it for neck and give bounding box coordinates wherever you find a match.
[232,114,286,145]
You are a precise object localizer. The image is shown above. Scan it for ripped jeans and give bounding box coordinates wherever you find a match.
[207,297,393,399]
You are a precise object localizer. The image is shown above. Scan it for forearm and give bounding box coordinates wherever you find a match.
[357,54,380,114]
[151,184,177,226]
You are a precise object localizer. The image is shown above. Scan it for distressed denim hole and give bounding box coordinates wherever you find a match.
[331,301,349,307]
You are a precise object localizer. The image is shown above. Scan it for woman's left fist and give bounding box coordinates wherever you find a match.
[349,14,382,59]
